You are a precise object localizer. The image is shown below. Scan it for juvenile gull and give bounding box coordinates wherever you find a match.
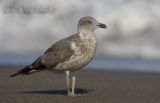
[11,16,107,97]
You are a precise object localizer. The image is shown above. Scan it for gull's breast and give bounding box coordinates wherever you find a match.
[53,34,97,72]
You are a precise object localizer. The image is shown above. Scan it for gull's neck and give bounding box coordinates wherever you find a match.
[78,28,94,38]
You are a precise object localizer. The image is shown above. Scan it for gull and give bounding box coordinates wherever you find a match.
[11,16,107,97]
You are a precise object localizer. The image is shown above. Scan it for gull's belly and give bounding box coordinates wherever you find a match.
[53,37,97,72]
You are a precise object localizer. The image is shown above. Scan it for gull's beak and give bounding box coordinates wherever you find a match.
[97,23,107,29]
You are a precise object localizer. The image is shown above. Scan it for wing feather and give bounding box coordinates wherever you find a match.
[42,38,74,69]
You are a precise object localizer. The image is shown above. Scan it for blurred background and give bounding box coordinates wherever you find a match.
[0,0,160,72]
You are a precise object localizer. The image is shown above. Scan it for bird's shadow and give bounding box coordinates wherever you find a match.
[19,88,93,95]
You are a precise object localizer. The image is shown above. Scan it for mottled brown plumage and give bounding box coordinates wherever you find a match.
[11,16,107,97]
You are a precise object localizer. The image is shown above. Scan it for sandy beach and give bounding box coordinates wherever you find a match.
[0,66,160,103]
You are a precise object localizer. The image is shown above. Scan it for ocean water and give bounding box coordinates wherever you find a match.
[87,56,160,72]
[1,54,160,72]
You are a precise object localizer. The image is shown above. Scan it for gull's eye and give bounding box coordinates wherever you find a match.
[87,20,92,24]
[79,20,92,26]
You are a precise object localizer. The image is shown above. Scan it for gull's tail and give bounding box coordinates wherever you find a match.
[11,65,33,77]
[11,56,45,77]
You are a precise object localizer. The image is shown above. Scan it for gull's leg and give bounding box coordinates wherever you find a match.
[71,76,76,95]
[65,71,70,95]
[67,75,81,97]
[70,76,81,97]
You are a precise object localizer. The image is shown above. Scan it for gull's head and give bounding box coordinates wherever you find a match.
[78,16,107,33]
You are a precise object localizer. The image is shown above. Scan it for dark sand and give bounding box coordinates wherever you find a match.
[0,66,160,103]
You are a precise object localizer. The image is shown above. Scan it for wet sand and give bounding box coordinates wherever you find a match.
[0,66,160,103]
